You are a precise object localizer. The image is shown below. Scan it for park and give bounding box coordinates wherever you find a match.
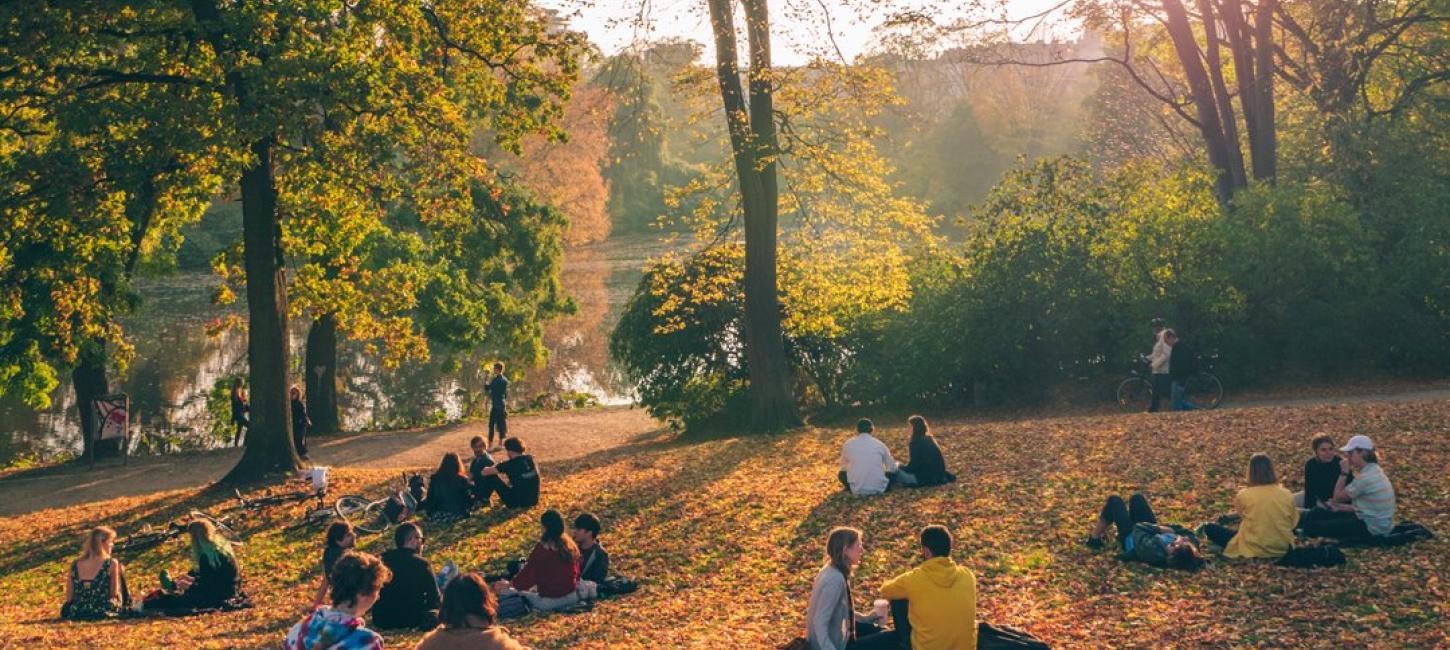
[1,0,1447,648]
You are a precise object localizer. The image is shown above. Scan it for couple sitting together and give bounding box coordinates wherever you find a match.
[421,436,541,520]
[839,417,956,496]
[1084,434,1400,571]
[60,519,245,621]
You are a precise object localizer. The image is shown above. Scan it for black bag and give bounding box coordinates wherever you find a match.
[978,622,1050,649]
[495,591,529,619]
[599,575,638,596]
[1275,542,1346,568]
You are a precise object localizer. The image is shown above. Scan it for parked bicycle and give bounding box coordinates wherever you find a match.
[230,465,337,525]
[115,510,240,554]
[332,472,423,535]
[1116,353,1224,411]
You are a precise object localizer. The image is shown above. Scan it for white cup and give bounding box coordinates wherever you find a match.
[872,599,889,621]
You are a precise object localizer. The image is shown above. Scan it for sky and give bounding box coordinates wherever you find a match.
[538,0,1082,65]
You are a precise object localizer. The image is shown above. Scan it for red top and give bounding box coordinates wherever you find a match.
[511,542,580,598]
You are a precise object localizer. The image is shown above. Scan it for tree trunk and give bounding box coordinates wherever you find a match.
[706,0,799,432]
[223,137,299,483]
[1196,0,1248,189]
[1162,0,1242,203]
[305,313,340,434]
[1251,0,1277,180]
[72,345,109,461]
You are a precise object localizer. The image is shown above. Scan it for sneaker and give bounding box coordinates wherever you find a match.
[1084,536,1105,550]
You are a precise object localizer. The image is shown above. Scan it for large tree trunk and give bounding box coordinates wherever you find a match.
[223,138,299,483]
[304,313,340,434]
[1162,0,1242,203]
[1196,0,1248,189]
[706,0,799,431]
[1251,0,1277,180]
[72,345,109,461]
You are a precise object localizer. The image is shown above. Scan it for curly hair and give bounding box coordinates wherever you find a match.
[329,551,392,607]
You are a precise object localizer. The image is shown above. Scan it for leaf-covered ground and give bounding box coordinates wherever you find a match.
[1,400,1446,649]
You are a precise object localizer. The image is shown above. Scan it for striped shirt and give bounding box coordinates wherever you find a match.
[1345,463,1396,536]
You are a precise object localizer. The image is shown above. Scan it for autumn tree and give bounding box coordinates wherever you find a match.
[704,0,799,431]
[2,1,580,480]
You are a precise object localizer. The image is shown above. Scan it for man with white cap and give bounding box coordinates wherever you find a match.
[1299,434,1396,540]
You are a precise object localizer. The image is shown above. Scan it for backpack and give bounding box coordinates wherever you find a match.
[495,591,529,619]
[1275,542,1346,568]
[599,576,638,596]
[978,622,1051,649]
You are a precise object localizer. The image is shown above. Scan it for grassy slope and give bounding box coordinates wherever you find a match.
[1,401,1447,649]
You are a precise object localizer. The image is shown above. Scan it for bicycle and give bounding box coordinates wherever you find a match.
[232,486,336,526]
[115,510,241,554]
[1115,354,1224,411]
[332,472,423,535]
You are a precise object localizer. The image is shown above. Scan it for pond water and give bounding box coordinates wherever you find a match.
[0,232,665,466]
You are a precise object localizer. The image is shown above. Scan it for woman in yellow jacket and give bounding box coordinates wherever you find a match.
[1199,454,1298,558]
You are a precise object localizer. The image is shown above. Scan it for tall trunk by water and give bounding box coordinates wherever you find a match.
[223,138,299,483]
[706,0,800,432]
[73,345,109,460]
[304,313,340,434]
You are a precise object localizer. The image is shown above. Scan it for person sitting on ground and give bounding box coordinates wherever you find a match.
[61,526,125,620]
[286,551,392,650]
[291,385,312,460]
[414,573,532,650]
[839,419,908,495]
[1085,493,1204,571]
[313,522,357,608]
[141,518,243,613]
[1299,434,1349,510]
[804,526,897,650]
[1299,435,1396,541]
[1197,454,1297,558]
[424,453,473,519]
[899,416,956,487]
[467,436,497,506]
[571,513,610,585]
[492,510,580,613]
[372,523,442,630]
[877,525,977,650]
[475,437,540,509]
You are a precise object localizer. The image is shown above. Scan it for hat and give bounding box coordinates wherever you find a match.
[1339,435,1375,452]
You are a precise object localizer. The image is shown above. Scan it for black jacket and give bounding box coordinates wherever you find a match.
[372,547,440,629]
[579,543,610,583]
[424,473,472,516]
[1168,342,1198,381]
[903,435,952,486]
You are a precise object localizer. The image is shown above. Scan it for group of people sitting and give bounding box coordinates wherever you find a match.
[839,416,957,496]
[420,436,542,519]
[60,518,245,621]
[292,509,614,649]
[1083,433,1400,571]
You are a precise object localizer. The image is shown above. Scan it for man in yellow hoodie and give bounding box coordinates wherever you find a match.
[878,525,977,650]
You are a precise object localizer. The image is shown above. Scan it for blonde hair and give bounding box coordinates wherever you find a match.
[1247,453,1277,486]
[80,526,116,560]
[825,527,862,578]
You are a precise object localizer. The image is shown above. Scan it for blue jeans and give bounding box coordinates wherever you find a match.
[1172,381,1195,411]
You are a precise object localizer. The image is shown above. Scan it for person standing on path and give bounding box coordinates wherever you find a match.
[1164,329,1198,411]
[486,362,509,451]
[230,378,249,447]
[1148,319,1171,412]
[290,385,311,460]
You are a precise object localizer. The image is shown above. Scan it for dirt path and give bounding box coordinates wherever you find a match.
[0,406,662,516]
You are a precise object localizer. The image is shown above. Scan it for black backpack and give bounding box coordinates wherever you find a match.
[1276,542,1346,568]
[978,622,1051,649]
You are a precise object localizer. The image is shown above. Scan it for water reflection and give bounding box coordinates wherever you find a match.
[0,232,662,465]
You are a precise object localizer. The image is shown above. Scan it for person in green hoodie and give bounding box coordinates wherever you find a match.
[877,525,977,650]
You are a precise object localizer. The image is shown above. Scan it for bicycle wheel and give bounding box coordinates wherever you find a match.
[334,495,372,522]
[1186,372,1224,409]
[190,510,242,546]
[1115,377,1153,411]
[352,501,393,535]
